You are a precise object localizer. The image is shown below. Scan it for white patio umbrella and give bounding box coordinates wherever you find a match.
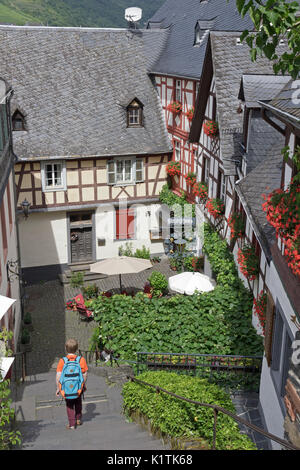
[168,271,216,295]
[90,256,153,290]
[0,295,16,322]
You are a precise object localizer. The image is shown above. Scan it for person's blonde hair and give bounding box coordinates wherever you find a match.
[65,338,78,354]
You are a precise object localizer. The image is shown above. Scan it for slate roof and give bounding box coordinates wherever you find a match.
[210,31,287,175]
[238,75,291,109]
[236,151,283,260]
[245,109,285,174]
[259,78,300,127]
[0,26,172,161]
[147,0,254,79]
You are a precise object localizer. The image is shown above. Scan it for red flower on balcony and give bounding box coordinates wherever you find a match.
[262,177,300,278]
[228,212,246,241]
[167,101,182,114]
[203,120,218,137]
[237,244,259,281]
[186,107,194,121]
[205,197,224,219]
[185,171,197,186]
[192,182,208,202]
[253,290,267,335]
[166,161,181,177]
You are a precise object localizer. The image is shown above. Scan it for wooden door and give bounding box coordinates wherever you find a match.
[69,212,93,263]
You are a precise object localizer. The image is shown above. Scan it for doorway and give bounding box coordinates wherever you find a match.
[68,211,95,264]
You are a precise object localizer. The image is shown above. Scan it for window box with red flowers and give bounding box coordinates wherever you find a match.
[262,178,300,278]
[192,181,208,202]
[185,171,197,186]
[203,120,218,137]
[205,197,225,219]
[237,244,259,281]
[167,101,182,114]
[253,290,267,335]
[228,212,246,241]
[166,161,181,177]
[186,107,194,121]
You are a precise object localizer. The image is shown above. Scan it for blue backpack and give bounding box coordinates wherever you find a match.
[59,356,84,400]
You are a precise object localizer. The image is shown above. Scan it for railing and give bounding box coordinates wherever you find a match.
[136,352,263,392]
[126,374,300,451]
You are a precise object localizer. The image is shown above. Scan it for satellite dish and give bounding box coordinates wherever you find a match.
[125,7,142,23]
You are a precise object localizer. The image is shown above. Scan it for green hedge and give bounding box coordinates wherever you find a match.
[122,371,257,450]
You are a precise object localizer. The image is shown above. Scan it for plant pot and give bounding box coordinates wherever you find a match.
[23,321,33,332]
[20,341,32,353]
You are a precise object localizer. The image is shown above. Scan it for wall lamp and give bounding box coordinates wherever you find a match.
[21,198,31,218]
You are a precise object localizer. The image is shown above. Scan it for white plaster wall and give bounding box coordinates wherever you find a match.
[95,202,165,260]
[18,211,68,267]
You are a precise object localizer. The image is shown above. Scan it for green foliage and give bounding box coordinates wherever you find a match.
[23,312,32,325]
[148,271,168,297]
[70,271,84,289]
[122,371,257,450]
[134,246,150,260]
[82,284,99,300]
[0,0,165,28]
[119,242,134,257]
[0,329,21,449]
[21,328,30,345]
[119,242,150,259]
[237,0,300,79]
[159,184,195,217]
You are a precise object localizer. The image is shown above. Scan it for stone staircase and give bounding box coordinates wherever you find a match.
[58,262,107,285]
[12,366,169,450]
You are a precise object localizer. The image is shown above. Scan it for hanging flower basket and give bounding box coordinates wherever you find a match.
[186,107,194,121]
[192,182,208,202]
[228,212,246,241]
[205,198,224,219]
[203,120,218,137]
[167,101,182,114]
[262,178,300,278]
[185,171,197,186]
[253,290,267,335]
[166,161,181,177]
[237,244,259,281]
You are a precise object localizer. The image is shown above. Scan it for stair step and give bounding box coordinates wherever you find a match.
[58,272,107,285]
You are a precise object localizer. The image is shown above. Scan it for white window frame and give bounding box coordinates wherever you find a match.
[107,156,144,186]
[174,140,181,161]
[175,80,181,102]
[41,160,66,192]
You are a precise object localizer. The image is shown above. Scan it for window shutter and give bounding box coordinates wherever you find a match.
[107,160,116,184]
[135,159,144,182]
[264,291,275,367]
[116,208,135,240]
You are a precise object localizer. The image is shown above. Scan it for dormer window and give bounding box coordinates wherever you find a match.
[194,23,201,45]
[127,99,143,127]
[12,110,26,131]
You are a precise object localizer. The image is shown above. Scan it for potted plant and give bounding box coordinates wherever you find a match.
[228,212,246,241]
[237,244,259,281]
[185,171,197,186]
[20,328,32,353]
[203,120,218,137]
[166,161,181,177]
[167,101,182,114]
[253,290,267,335]
[205,198,225,219]
[148,271,168,297]
[169,257,177,271]
[192,182,208,202]
[82,284,99,300]
[23,311,33,332]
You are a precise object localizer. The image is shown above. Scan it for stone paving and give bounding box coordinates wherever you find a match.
[12,259,272,450]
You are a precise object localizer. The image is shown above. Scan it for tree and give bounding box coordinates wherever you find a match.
[237,0,300,79]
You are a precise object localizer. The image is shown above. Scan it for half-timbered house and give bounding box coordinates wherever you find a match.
[147,0,254,198]
[0,77,21,357]
[0,26,173,283]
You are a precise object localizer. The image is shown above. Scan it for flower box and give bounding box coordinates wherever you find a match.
[167,101,182,114]
[166,161,181,177]
[203,120,218,137]
[237,244,259,281]
[192,182,208,202]
[186,107,194,121]
[253,290,267,335]
[185,172,196,186]
[205,198,225,219]
[228,212,245,241]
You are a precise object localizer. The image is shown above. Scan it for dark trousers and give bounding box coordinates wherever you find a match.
[65,395,82,427]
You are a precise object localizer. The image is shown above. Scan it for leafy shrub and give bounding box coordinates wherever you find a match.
[148,271,168,297]
[82,284,99,299]
[70,271,84,289]
[134,246,150,259]
[159,184,195,217]
[122,371,256,450]
[21,328,30,345]
[119,242,134,257]
[23,312,32,325]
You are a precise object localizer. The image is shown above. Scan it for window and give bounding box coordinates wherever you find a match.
[0,201,8,262]
[194,23,201,45]
[202,155,210,184]
[127,99,143,127]
[175,80,181,102]
[217,169,226,202]
[107,157,143,185]
[116,207,135,240]
[12,110,26,131]
[41,161,66,191]
[174,140,181,161]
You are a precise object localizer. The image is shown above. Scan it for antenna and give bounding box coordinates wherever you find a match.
[125,7,142,27]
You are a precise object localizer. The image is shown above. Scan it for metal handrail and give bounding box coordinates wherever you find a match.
[126,374,300,451]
